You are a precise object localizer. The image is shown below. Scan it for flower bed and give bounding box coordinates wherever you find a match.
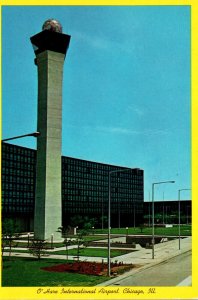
[41,261,133,276]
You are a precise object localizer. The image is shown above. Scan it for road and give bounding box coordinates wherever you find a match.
[111,251,191,286]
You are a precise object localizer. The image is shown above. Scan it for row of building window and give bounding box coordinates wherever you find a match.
[2,154,35,163]
[63,194,142,203]
[63,158,143,174]
[63,159,115,169]
[2,169,35,177]
[3,199,34,204]
[3,175,34,184]
[2,144,35,155]
[3,206,33,212]
[62,175,142,185]
[2,162,35,170]
[63,168,142,178]
[63,193,142,203]
[62,182,141,190]
[3,183,34,191]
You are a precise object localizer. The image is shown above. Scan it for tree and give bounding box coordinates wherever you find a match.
[139,223,145,233]
[58,226,73,260]
[83,217,96,231]
[74,218,96,261]
[70,215,84,228]
[70,215,96,230]
[2,218,20,258]
[28,240,49,260]
[75,230,84,261]
[100,215,108,229]
[154,213,163,224]
[143,214,150,225]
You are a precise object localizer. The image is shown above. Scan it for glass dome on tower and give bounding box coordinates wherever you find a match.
[42,19,62,33]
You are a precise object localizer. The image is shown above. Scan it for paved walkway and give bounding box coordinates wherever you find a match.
[5,236,191,266]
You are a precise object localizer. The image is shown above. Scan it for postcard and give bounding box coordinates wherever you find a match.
[1,0,197,299]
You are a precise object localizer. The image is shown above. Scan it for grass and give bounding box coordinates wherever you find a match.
[83,235,107,242]
[2,257,109,287]
[5,247,132,258]
[11,226,191,250]
[53,248,132,257]
[14,235,106,248]
[94,225,191,236]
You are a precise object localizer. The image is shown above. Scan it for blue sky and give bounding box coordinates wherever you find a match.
[2,5,191,201]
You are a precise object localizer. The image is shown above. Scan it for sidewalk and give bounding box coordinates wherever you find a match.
[97,236,192,286]
[4,236,191,266]
[110,236,191,264]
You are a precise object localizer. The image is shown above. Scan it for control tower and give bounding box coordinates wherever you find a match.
[30,19,71,241]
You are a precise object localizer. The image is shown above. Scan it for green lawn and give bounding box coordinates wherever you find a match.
[13,226,191,246]
[14,235,106,248]
[11,226,191,250]
[94,225,191,236]
[6,247,132,258]
[53,248,132,257]
[2,257,109,287]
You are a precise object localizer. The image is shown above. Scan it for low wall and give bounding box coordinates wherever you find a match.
[126,236,162,247]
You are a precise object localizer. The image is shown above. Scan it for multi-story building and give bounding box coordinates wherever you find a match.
[2,142,144,232]
[2,142,36,231]
[144,200,191,225]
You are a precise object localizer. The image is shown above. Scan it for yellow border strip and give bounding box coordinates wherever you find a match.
[1,1,197,299]
[0,0,192,6]
[192,0,198,291]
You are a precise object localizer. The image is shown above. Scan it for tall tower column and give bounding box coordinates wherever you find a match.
[30,20,70,241]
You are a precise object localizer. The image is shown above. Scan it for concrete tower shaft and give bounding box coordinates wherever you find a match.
[31,24,70,241]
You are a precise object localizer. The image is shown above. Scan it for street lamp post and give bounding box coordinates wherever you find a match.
[51,234,54,249]
[2,132,40,142]
[126,227,129,236]
[162,192,165,225]
[101,199,104,230]
[133,202,136,229]
[108,168,134,277]
[178,189,191,250]
[186,205,190,225]
[118,201,121,229]
[148,191,151,227]
[152,180,175,259]
[108,171,111,277]
[27,233,30,248]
